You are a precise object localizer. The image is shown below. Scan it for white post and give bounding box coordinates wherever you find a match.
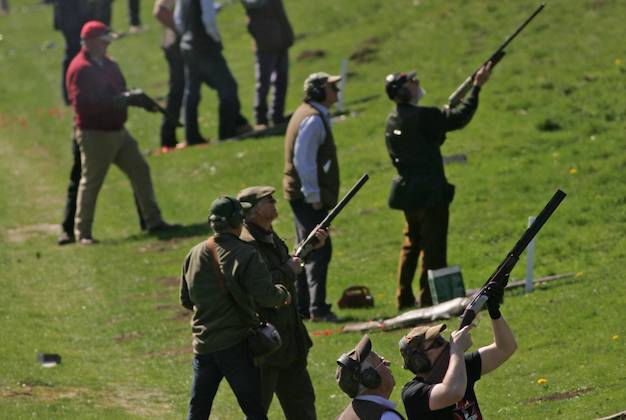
[337,59,348,113]
[525,216,536,293]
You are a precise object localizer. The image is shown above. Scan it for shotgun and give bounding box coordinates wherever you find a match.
[295,174,369,259]
[459,189,566,328]
[448,3,545,107]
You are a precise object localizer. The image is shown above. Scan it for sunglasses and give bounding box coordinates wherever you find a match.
[422,336,446,352]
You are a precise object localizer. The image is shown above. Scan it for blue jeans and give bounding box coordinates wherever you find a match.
[187,340,267,420]
[182,48,248,141]
[289,199,333,317]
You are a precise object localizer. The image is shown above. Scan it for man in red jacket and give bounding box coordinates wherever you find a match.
[66,20,177,244]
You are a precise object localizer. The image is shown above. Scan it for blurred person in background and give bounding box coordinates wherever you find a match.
[241,0,294,130]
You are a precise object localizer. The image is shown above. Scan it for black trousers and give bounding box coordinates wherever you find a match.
[160,44,185,147]
[128,0,140,26]
[60,24,81,105]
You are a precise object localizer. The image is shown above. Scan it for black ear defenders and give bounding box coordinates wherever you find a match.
[224,197,244,228]
[306,77,327,102]
[208,197,245,228]
[337,352,382,390]
[406,349,432,374]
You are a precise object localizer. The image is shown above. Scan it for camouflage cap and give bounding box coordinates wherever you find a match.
[336,335,372,398]
[236,186,276,207]
[399,323,446,361]
[303,71,341,93]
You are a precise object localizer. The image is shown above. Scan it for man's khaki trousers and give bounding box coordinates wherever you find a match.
[74,128,163,239]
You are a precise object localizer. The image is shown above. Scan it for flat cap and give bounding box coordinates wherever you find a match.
[236,186,276,206]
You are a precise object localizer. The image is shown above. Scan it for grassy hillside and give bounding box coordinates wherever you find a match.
[1,0,625,418]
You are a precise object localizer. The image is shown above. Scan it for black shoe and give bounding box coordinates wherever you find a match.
[310,311,343,323]
[57,232,75,246]
[148,221,182,233]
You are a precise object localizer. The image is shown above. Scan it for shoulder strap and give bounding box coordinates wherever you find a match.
[206,237,263,325]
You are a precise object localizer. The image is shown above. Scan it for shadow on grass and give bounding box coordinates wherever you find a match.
[104,222,212,246]
[149,222,213,241]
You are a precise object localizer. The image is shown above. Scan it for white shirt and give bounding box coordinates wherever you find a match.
[293,101,332,204]
[174,0,221,43]
[354,395,403,420]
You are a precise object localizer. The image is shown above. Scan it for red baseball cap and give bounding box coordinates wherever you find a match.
[80,21,115,41]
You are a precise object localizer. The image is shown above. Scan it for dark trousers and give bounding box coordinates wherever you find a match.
[60,135,145,236]
[290,199,332,317]
[188,340,267,420]
[181,48,248,141]
[128,0,140,26]
[160,45,185,147]
[260,361,316,420]
[60,25,82,105]
[254,50,289,125]
[397,205,449,308]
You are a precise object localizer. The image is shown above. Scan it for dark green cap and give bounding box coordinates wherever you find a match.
[208,196,251,224]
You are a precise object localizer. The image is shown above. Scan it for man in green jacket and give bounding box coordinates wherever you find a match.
[383,64,492,310]
[180,195,291,420]
[237,185,327,420]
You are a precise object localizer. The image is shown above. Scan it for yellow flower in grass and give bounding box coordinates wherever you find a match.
[569,167,578,174]
[615,58,622,65]
[537,378,548,385]
[612,335,619,341]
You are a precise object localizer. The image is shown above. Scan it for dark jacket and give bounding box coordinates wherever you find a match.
[53,0,113,30]
[177,0,223,53]
[243,0,294,52]
[179,233,289,354]
[240,222,312,367]
[384,86,481,209]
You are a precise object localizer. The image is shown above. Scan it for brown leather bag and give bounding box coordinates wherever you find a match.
[338,286,374,309]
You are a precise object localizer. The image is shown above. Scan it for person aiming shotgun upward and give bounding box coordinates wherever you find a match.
[383,63,492,310]
[398,282,516,419]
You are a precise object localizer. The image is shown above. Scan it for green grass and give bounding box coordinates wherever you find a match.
[1,0,625,418]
